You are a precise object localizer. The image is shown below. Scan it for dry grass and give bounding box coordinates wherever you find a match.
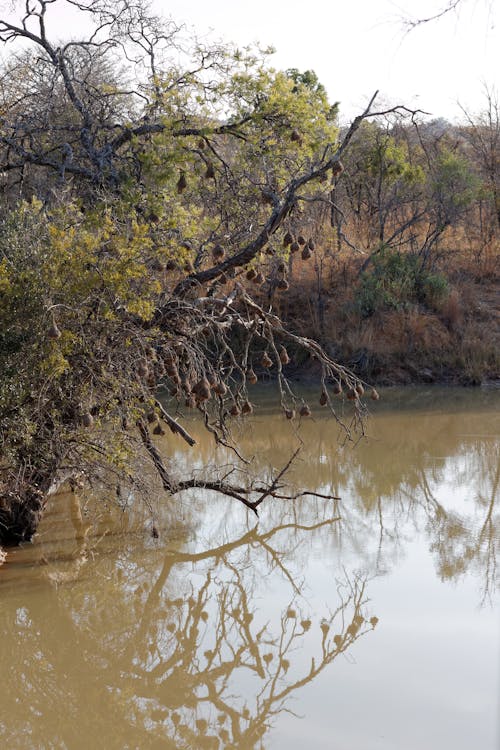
[279,234,500,384]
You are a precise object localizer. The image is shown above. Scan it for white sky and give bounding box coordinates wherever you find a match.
[0,0,498,122]
[155,0,499,122]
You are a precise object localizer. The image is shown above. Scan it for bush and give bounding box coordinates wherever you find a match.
[356,247,449,317]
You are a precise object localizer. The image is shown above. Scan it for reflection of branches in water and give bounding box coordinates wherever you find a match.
[151,415,500,606]
[0,509,376,749]
[295,413,500,604]
[101,400,500,606]
[394,440,499,605]
[127,568,373,749]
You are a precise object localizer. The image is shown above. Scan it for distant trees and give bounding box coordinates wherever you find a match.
[332,111,493,265]
[459,87,500,239]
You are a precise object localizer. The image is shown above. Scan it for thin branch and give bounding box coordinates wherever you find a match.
[154,399,196,446]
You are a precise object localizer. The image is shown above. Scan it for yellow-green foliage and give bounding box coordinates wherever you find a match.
[0,32,346,509]
[357,122,424,185]
[0,198,164,468]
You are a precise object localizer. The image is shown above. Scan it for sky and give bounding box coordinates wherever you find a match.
[154,0,499,123]
[0,0,498,123]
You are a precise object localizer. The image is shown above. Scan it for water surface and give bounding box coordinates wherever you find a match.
[1,387,499,749]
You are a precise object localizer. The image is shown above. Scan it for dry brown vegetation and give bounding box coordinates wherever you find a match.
[276,229,499,385]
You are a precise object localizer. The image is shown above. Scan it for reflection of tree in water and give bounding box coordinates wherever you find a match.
[1,395,497,745]
[0,504,377,749]
[422,439,499,604]
[334,425,498,602]
[208,403,499,603]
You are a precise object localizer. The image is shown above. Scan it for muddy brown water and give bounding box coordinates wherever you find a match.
[0,387,499,749]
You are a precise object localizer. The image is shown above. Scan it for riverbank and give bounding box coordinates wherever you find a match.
[276,255,500,387]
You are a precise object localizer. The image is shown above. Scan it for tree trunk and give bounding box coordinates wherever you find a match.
[0,469,68,545]
[0,488,46,544]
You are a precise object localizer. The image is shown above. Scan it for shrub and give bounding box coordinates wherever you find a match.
[356,247,449,317]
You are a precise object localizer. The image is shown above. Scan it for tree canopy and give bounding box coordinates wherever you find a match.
[0,0,399,545]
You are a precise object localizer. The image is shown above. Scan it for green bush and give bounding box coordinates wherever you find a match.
[356,247,449,317]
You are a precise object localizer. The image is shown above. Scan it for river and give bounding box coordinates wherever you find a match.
[0,387,499,749]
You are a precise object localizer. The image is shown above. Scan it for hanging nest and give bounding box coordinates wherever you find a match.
[346,388,358,401]
[146,410,157,424]
[290,241,300,253]
[81,412,94,428]
[48,318,61,340]
[299,404,311,417]
[155,360,165,377]
[297,235,306,246]
[204,161,215,180]
[284,408,295,420]
[261,351,273,368]
[197,138,206,150]
[241,400,253,415]
[137,359,149,378]
[355,382,365,397]
[290,129,302,143]
[279,345,290,365]
[153,422,166,436]
[163,355,177,378]
[301,246,312,260]
[229,403,241,416]
[193,376,211,402]
[370,388,380,401]
[332,160,344,177]
[254,271,265,285]
[283,231,293,247]
[319,390,328,406]
[246,268,257,281]
[176,171,187,194]
[332,381,342,396]
[246,368,258,384]
[213,380,227,396]
[166,360,180,379]
[276,278,289,292]
[212,244,225,261]
[166,259,178,271]
[307,238,315,251]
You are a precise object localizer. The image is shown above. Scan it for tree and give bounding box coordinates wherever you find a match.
[0,0,395,545]
[338,119,426,254]
[459,86,500,242]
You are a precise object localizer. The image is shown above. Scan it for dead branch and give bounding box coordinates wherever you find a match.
[154,399,196,446]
